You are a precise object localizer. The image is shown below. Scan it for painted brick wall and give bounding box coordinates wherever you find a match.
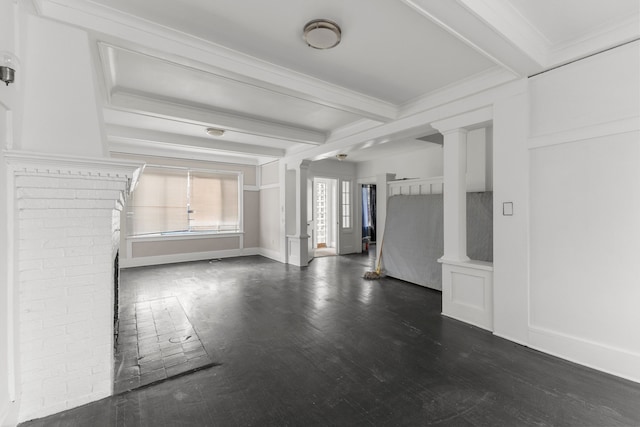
[13,166,132,421]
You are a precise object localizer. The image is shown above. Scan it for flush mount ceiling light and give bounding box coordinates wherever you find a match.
[206,127,225,137]
[336,153,348,161]
[303,19,341,50]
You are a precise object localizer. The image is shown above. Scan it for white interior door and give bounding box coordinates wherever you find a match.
[338,178,355,254]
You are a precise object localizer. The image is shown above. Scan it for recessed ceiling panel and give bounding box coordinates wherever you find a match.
[106,46,364,133]
[91,0,498,104]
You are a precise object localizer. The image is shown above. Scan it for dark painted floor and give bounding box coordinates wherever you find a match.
[114,295,214,393]
[21,252,640,426]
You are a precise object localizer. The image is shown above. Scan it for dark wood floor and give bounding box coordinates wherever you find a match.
[21,252,640,426]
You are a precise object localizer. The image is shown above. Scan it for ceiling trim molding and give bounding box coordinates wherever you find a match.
[37,0,398,121]
[106,125,286,158]
[109,140,262,166]
[399,67,517,117]
[107,93,327,145]
[548,15,640,68]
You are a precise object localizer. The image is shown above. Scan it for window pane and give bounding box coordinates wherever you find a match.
[128,167,241,236]
[341,180,351,229]
[190,171,240,232]
[129,168,188,235]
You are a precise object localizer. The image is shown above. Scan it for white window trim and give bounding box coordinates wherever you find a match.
[127,164,244,237]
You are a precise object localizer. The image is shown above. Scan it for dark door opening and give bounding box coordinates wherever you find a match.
[362,184,376,248]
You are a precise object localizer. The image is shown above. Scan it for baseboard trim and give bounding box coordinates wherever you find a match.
[258,248,283,263]
[120,248,260,268]
[528,325,640,384]
[492,331,530,348]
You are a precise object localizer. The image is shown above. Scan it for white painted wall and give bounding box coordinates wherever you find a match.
[526,41,640,382]
[260,160,279,186]
[356,133,491,190]
[0,141,11,427]
[356,145,442,180]
[309,158,357,178]
[259,161,281,260]
[466,128,491,191]
[19,15,105,157]
[284,168,296,237]
[492,90,530,345]
[0,0,16,421]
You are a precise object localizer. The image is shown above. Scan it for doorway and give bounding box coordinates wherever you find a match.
[361,184,376,252]
[313,177,338,257]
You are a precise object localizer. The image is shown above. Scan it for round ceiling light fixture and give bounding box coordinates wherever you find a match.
[336,153,348,161]
[206,127,225,137]
[303,19,341,50]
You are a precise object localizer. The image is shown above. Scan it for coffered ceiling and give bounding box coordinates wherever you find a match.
[35,0,639,164]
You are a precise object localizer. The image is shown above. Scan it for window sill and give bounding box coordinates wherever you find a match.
[127,231,243,243]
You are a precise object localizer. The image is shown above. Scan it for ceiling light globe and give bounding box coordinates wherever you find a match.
[303,19,341,50]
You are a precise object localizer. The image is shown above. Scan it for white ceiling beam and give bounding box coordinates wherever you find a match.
[455,0,550,66]
[37,0,398,122]
[106,125,286,158]
[287,78,527,164]
[401,0,544,77]
[109,140,262,166]
[108,92,326,145]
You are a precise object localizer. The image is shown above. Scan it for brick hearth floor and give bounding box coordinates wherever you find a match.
[114,296,213,393]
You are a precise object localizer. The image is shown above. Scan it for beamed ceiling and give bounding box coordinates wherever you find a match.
[35,0,640,164]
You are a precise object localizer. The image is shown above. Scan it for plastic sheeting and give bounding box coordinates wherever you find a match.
[382,192,493,290]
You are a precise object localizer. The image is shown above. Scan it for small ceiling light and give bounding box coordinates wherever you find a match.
[206,127,225,137]
[336,153,347,161]
[303,19,341,50]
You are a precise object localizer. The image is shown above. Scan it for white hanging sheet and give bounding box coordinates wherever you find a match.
[382,192,492,290]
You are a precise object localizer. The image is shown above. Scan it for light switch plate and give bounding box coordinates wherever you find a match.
[503,202,513,216]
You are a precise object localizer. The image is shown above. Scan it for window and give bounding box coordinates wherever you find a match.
[341,180,351,229]
[316,181,327,246]
[128,166,241,236]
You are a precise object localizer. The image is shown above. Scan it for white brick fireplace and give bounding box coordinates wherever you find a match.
[5,151,142,421]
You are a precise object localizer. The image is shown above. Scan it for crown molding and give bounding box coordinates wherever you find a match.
[548,16,640,68]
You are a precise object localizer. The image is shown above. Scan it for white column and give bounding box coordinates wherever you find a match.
[432,106,494,331]
[286,160,310,266]
[441,129,469,262]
